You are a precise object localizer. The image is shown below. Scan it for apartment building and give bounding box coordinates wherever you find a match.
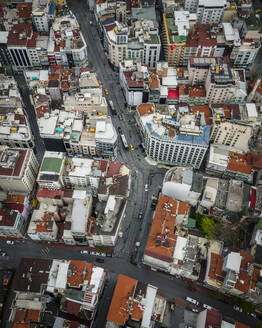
[205,250,262,304]
[223,22,261,68]
[197,0,226,24]
[142,195,207,279]
[0,148,39,193]
[9,258,105,327]
[162,12,196,66]
[7,24,36,70]
[188,57,217,85]
[128,20,161,68]
[0,194,30,238]
[184,0,199,13]
[0,31,13,67]
[106,23,128,69]
[162,166,203,206]
[119,59,149,106]
[29,68,117,158]
[106,274,167,327]
[0,77,34,149]
[48,15,88,67]
[184,24,224,65]
[205,63,235,104]
[136,104,210,169]
[210,121,253,154]
[206,145,253,183]
[37,151,65,189]
[32,0,50,32]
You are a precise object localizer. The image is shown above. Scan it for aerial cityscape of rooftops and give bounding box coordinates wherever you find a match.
[2,0,262,327]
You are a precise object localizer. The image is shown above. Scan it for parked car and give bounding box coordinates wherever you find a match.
[138,211,143,219]
[0,252,7,256]
[186,297,199,306]
[95,258,105,263]
[144,184,148,192]
[203,304,212,310]
[80,250,88,254]
[249,313,256,318]
[191,309,199,313]
[6,240,14,245]
[233,305,243,312]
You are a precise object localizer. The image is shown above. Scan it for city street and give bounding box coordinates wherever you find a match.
[0,0,260,327]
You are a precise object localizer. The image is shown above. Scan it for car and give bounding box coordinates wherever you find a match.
[191,309,199,313]
[249,313,256,318]
[145,184,148,192]
[138,211,143,219]
[256,9,262,13]
[186,297,199,306]
[95,258,105,263]
[203,304,212,310]
[6,240,14,245]
[233,305,243,312]
[104,89,109,95]
[130,144,134,151]
[80,250,88,254]
[119,114,123,121]
[0,252,7,256]
[117,127,122,133]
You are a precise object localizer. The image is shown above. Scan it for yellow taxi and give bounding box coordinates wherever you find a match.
[104,88,109,95]
[256,9,262,13]
[130,144,134,151]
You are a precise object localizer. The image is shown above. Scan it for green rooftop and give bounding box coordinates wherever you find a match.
[40,157,63,173]
[165,16,187,44]
[64,288,85,302]
[144,34,160,44]
[187,218,196,228]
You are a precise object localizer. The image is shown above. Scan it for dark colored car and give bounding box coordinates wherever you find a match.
[95,258,105,263]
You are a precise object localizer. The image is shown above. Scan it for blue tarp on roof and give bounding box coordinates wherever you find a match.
[48,2,56,15]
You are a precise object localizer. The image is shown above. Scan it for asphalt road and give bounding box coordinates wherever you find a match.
[0,1,260,327]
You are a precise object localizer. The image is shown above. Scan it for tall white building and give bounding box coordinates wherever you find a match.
[0,148,39,193]
[136,104,210,169]
[197,0,226,24]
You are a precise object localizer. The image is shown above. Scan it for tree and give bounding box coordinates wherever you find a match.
[201,216,215,239]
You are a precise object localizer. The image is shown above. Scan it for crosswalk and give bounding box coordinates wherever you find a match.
[40,247,50,258]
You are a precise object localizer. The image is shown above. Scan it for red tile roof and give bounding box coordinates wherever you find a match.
[208,253,226,282]
[145,196,190,262]
[234,251,253,294]
[123,71,144,88]
[0,149,27,178]
[137,103,154,116]
[227,153,252,175]
[7,24,33,47]
[106,162,122,178]
[66,300,81,316]
[17,3,32,20]
[37,188,73,199]
[205,309,222,328]
[191,105,212,125]
[107,274,143,325]
[67,260,93,288]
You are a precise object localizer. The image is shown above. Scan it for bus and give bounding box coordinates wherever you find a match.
[120,134,129,149]
[108,100,117,115]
